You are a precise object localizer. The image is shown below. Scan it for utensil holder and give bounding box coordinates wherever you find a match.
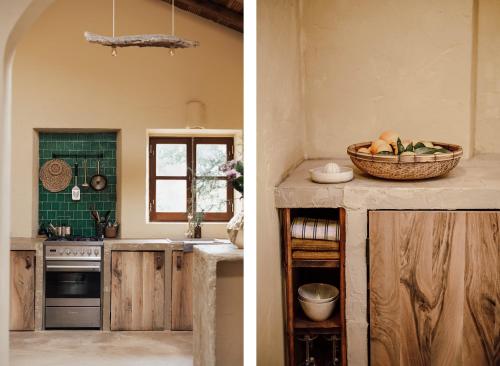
[105,225,119,238]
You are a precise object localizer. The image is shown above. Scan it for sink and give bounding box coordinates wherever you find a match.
[174,239,231,252]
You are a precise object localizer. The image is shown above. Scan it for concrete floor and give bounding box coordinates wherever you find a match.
[10,331,193,366]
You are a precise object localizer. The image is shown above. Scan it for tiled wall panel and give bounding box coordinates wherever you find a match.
[39,132,117,237]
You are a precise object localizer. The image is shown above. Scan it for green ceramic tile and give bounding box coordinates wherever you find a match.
[39,132,117,236]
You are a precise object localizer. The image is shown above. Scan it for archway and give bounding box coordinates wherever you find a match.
[0,1,55,363]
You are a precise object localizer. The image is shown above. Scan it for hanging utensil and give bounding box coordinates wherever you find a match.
[90,160,108,191]
[72,163,81,201]
[82,159,90,189]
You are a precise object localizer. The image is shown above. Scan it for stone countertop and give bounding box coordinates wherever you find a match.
[275,154,500,209]
[10,237,230,251]
[194,244,244,262]
[103,238,184,251]
[10,237,44,250]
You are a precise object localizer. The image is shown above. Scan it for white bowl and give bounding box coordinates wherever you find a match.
[299,297,337,322]
[309,166,353,184]
[298,283,339,303]
[299,293,338,304]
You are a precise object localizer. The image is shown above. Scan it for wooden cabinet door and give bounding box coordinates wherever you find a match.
[369,211,499,366]
[10,250,35,331]
[111,251,165,330]
[171,251,193,331]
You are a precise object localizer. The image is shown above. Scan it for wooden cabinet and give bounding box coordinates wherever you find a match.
[111,251,165,330]
[10,250,35,331]
[369,211,499,366]
[171,250,193,331]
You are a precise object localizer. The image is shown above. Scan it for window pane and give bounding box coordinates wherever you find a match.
[196,144,227,176]
[156,144,187,176]
[156,180,186,212]
[196,179,227,212]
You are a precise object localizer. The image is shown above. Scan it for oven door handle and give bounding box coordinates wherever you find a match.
[46,264,101,272]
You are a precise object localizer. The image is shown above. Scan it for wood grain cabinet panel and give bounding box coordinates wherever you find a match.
[10,250,35,331]
[171,250,193,331]
[111,251,165,331]
[369,211,499,366]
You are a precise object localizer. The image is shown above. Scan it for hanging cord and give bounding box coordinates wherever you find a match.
[171,0,175,36]
[170,0,175,55]
[112,0,116,37]
[111,0,117,56]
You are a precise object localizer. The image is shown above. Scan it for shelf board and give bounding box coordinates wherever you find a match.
[292,259,340,268]
[294,310,341,330]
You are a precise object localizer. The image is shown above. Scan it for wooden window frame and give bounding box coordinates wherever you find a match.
[149,136,234,222]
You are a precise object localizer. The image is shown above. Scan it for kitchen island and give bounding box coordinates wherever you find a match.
[275,154,500,365]
[193,244,243,366]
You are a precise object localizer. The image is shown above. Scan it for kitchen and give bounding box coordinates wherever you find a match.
[258,1,499,365]
[4,0,243,365]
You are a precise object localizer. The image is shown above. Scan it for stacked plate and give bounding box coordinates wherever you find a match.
[298,283,339,321]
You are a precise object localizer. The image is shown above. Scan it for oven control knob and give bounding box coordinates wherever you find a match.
[65,249,71,255]
[58,249,64,254]
[94,248,99,255]
[73,249,77,255]
[80,248,85,254]
[87,249,92,255]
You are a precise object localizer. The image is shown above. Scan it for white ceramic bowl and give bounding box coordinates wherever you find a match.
[309,166,353,183]
[299,293,338,304]
[299,297,337,322]
[298,283,339,304]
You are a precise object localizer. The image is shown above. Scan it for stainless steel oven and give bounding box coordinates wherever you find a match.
[44,240,103,329]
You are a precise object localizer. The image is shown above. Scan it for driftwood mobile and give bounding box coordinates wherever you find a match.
[84,0,199,56]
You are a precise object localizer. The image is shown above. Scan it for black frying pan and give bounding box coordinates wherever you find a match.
[90,160,107,191]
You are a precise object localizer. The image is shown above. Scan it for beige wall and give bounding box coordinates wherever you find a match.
[257,1,305,365]
[11,0,242,238]
[1,0,56,363]
[475,0,500,153]
[301,0,476,159]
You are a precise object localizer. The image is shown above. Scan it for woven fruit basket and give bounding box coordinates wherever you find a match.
[347,141,463,180]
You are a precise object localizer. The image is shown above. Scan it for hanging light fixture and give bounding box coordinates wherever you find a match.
[84,0,199,56]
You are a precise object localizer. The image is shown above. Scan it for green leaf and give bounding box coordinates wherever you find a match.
[235,161,244,175]
[397,138,404,155]
[414,142,425,149]
[405,143,414,152]
[414,147,437,155]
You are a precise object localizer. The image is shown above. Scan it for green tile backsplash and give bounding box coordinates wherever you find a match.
[39,132,117,237]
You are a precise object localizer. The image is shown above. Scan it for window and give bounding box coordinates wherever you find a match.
[149,137,234,222]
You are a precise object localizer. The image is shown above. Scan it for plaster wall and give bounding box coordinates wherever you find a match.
[301,0,476,158]
[10,0,243,239]
[257,1,306,365]
[475,0,500,153]
[0,0,56,363]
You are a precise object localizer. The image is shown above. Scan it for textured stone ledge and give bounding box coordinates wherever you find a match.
[193,244,243,366]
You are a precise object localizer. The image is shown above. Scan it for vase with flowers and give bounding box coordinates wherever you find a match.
[220,160,244,249]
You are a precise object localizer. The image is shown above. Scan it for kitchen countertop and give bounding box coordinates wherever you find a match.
[10,237,44,250]
[10,237,229,250]
[275,154,500,209]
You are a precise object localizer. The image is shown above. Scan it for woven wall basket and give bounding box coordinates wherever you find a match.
[40,159,73,192]
[347,142,463,180]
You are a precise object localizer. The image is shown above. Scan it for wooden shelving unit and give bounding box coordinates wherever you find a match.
[281,208,347,365]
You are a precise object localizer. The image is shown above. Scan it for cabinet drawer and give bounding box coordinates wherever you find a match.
[45,307,101,328]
